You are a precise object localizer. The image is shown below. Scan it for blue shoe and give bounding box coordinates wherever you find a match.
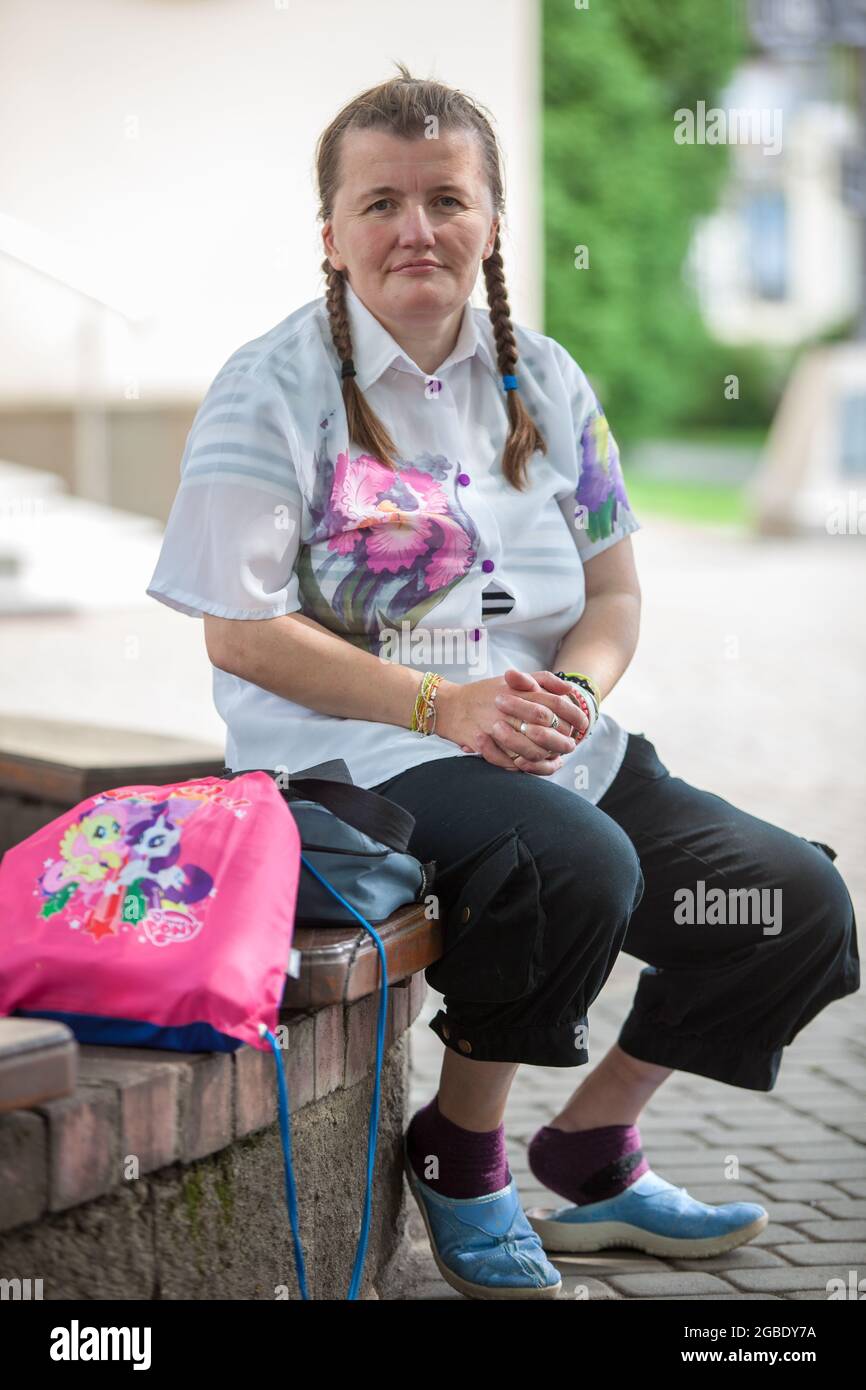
[525,1170,768,1257]
[403,1135,562,1299]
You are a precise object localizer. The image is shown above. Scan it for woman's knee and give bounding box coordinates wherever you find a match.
[784,839,856,947]
[528,802,644,924]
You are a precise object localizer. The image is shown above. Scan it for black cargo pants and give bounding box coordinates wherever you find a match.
[370,734,860,1091]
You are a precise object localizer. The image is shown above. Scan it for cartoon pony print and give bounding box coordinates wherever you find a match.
[38,808,130,915]
[116,801,213,912]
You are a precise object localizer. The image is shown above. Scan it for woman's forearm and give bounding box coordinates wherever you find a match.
[210,611,430,730]
[552,591,641,701]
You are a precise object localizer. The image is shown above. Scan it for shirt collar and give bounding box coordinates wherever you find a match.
[340,276,499,389]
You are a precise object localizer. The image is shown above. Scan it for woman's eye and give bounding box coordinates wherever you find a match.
[366,196,461,213]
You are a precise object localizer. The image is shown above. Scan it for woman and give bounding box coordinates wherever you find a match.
[147,65,860,1301]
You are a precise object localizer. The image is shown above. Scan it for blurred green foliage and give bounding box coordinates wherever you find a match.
[543,0,774,444]
[625,476,748,527]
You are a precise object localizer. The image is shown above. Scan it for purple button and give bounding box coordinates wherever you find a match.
[481,559,495,573]
[471,628,481,641]
[457,472,471,486]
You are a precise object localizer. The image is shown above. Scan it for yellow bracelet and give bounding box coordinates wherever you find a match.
[411,671,443,735]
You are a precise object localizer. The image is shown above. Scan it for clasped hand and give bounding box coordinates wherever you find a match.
[446,667,590,776]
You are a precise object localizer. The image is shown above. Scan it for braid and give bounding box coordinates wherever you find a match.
[482,230,548,492]
[321,259,401,472]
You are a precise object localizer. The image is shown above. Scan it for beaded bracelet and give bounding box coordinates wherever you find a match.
[411,671,443,735]
[567,687,592,745]
[557,670,602,713]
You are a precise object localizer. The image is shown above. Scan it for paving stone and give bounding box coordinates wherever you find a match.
[772,1242,866,1264]
[754,1203,824,1222]
[670,1246,786,1270]
[695,1126,841,1146]
[723,1267,863,1293]
[757,1182,855,1202]
[795,1220,866,1240]
[655,1293,781,1299]
[606,1271,734,1296]
[769,1140,866,1161]
[752,1223,808,1245]
[785,1290,845,1300]
[750,1161,866,1182]
[815,1200,866,1219]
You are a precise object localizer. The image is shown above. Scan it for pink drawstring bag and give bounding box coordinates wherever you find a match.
[0,766,394,1300]
[0,772,300,1052]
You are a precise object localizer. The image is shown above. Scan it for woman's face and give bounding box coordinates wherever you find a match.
[323,128,499,328]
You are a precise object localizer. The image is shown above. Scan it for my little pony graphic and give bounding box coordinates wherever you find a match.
[37,807,129,919]
[97,800,214,939]
[36,795,214,945]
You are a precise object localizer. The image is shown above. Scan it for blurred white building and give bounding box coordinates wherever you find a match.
[689,56,860,345]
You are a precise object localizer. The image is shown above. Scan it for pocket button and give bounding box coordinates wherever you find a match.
[461,905,471,922]
[458,1039,472,1054]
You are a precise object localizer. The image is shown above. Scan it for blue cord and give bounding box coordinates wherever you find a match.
[262,1023,310,1300]
[262,851,389,1301]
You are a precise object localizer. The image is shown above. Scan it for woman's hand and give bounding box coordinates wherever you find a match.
[435,669,585,775]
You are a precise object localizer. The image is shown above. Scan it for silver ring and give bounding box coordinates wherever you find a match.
[519,721,528,735]
[549,712,559,730]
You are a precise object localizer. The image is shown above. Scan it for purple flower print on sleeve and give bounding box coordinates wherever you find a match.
[299,440,479,655]
[576,403,633,544]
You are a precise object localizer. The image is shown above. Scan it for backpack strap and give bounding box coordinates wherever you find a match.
[221,766,416,855]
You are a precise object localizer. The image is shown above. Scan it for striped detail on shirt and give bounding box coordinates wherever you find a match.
[481,584,515,618]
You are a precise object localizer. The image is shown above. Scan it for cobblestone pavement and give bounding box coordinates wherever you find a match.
[380,521,866,1300]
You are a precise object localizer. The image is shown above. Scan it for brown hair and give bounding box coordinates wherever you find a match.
[315,61,547,492]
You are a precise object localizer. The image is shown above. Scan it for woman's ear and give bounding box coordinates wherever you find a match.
[483,218,499,260]
[322,220,344,272]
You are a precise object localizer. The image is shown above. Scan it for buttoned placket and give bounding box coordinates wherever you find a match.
[414,364,506,653]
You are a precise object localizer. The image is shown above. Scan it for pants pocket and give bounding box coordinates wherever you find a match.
[425,828,545,1005]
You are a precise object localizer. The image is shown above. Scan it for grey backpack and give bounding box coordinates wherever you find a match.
[221,758,436,926]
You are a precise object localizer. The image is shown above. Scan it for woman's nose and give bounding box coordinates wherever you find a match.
[397,206,435,241]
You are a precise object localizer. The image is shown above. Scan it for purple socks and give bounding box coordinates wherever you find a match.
[406,1095,511,1199]
[527,1123,650,1205]
[405,1098,650,1206]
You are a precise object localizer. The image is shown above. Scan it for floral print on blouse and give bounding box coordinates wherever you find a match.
[299,418,479,654]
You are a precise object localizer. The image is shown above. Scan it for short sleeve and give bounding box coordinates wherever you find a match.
[145,367,305,620]
[552,344,641,563]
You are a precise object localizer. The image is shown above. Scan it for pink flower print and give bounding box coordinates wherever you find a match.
[332,452,395,523]
[365,502,434,572]
[423,514,474,588]
[301,441,480,638]
[325,452,396,554]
